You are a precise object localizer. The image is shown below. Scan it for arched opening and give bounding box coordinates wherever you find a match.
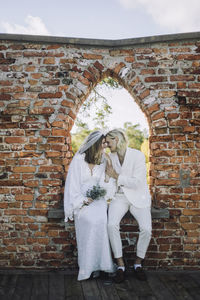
[70,76,150,182]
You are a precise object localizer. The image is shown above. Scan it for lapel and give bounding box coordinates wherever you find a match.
[121,147,131,172]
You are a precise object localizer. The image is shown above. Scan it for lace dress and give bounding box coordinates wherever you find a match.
[64,153,116,280]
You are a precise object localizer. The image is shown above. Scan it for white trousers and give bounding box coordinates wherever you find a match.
[108,194,152,259]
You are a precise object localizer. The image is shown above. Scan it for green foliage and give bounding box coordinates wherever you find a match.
[71,125,91,154]
[75,77,120,129]
[141,138,150,183]
[141,138,149,163]
[100,77,120,89]
[71,122,148,155]
[124,122,145,150]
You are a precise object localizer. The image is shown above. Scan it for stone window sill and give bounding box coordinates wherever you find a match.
[48,207,169,220]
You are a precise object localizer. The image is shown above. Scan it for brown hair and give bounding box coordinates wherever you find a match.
[84,135,104,164]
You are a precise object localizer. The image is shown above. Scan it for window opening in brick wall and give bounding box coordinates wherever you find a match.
[71,77,150,182]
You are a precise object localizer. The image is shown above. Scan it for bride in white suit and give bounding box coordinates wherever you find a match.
[64,131,115,281]
[105,129,152,283]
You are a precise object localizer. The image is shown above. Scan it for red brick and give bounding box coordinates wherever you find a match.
[148,103,160,114]
[40,130,51,137]
[39,166,63,172]
[155,179,180,186]
[4,209,27,216]
[114,62,125,74]
[29,107,55,114]
[68,110,76,120]
[183,126,196,133]
[5,137,27,144]
[78,75,90,86]
[43,57,55,64]
[15,194,34,201]
[169,119,188,126]
[0,180,23,186]
[23,51,46,57]
[0,94,11,100]
[170,75,195,81]
[125,56,135,62]
[94,61,104,71]
[183,209,200,216]
[159,91,176,98]
[13,166,36,173]
[38,92,62,99]
[145,76,167,83]
[139,89,150,100]
[153,150,175,157]
[177,54,200,60]
[42,180,61,186]
[46,151,61,157]
[52,128,67,136]
[24,181,39,187]
[83,53,103,60]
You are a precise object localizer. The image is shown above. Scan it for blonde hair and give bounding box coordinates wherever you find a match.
[106,129,128,152]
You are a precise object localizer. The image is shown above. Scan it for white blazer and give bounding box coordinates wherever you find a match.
[109,147,151,208]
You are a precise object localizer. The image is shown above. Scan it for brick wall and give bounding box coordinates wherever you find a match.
[0,33,200,270]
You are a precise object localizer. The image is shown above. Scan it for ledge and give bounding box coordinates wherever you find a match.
[0,31,200,48]
[48,207,169,220]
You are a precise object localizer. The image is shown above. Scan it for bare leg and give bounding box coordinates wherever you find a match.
[116,257,125,267]
[135,257,142,265]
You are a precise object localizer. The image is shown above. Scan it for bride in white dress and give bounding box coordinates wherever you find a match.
[64,131,116,281]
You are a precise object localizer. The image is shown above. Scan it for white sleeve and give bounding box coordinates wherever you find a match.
[63,155,88,222]
[117,152,147,189]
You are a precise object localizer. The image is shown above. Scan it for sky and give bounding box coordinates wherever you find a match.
[1,0,200,132]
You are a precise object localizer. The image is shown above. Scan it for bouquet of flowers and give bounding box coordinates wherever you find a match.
[86,184,107,200]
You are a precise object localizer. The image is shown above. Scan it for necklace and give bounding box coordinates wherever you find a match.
[88,163,95,176]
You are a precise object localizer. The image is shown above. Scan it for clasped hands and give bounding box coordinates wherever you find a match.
[106,164,119,180]
[105,154,119,180]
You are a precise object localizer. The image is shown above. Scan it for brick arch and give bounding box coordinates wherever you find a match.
[63,61,167,204]
[67,57,161,132]
[66,63,155,191]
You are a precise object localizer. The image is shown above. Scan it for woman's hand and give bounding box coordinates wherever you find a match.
[84,198,93,205]
[106,164,119,180]
[104,153,112,182]
[104,152,112,167]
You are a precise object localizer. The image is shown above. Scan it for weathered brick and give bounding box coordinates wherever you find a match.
[145,76,167,82]
[82,53,103,60]
[0,94,11,100]
[61,100,74,108]
[114,62,125,74]
[13,166,36,173]
[38,92,62,99]
[29,107,55,114]
[52,128,67,136]
[170,75,195,81]
[43,57,55,64]
[15,194,34,201]
[4,137,27,144]
[39,166,63,172]
[94,61,104,71]
[78,75,90,86]
[4,209,27,216]
[183,209,200,216]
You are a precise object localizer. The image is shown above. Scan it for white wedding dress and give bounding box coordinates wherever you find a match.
[64,153,116,281]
